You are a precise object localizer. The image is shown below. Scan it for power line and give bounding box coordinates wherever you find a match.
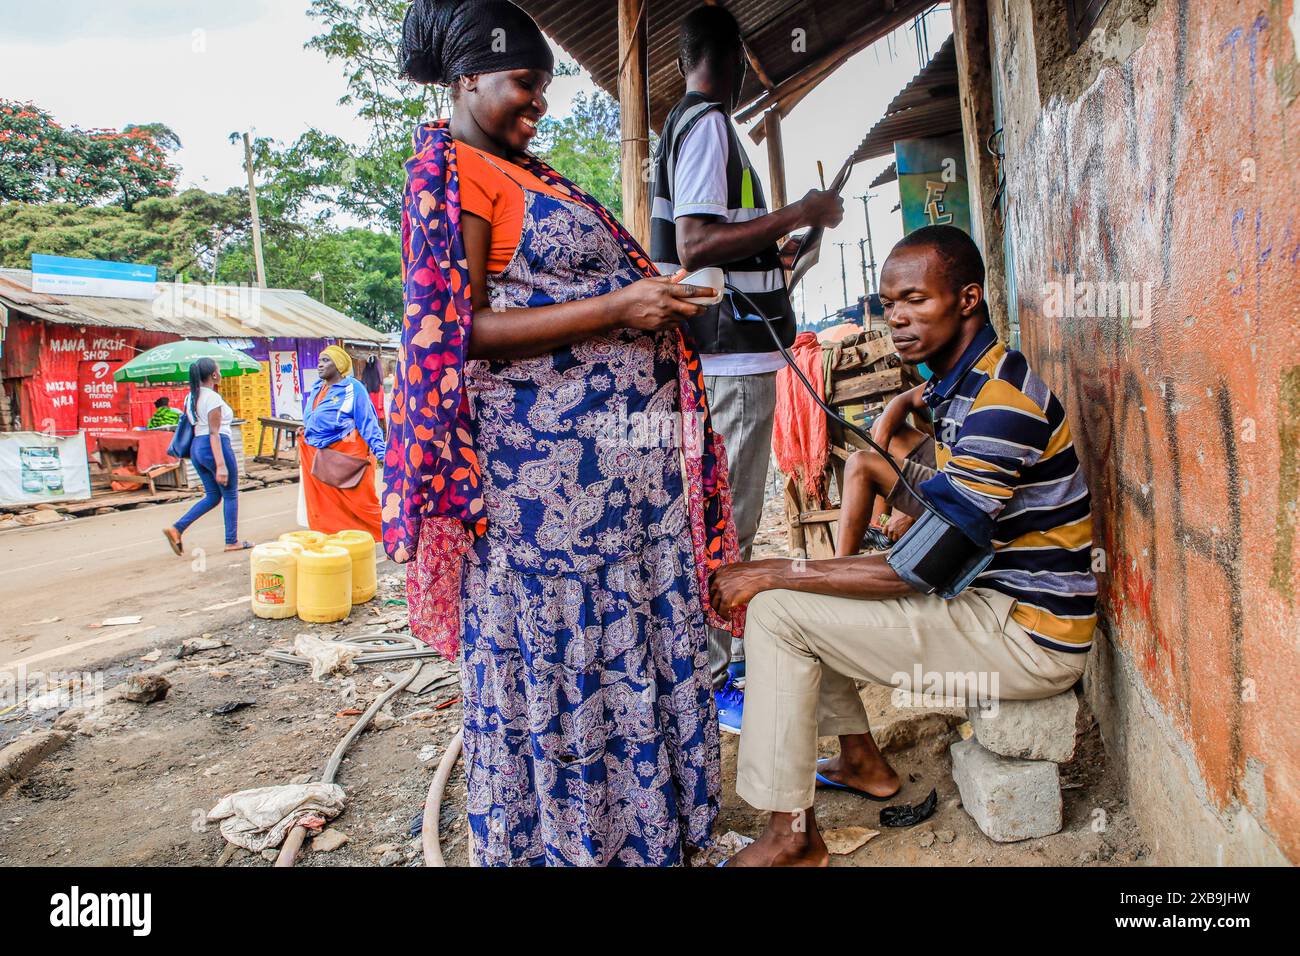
[853,193,879,294]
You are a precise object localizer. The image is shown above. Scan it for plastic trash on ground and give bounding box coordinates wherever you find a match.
[292,634,362,681]
[207,783,346,852]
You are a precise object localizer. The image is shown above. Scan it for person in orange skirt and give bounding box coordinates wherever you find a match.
[298,345,385,539]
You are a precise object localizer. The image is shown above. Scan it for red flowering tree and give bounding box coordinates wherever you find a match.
[0,101,179,209]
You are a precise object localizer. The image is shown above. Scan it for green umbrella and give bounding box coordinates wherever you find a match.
[113,340,262,383]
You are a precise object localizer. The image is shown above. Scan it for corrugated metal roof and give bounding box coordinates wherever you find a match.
[870,161,898,188]
[849,35,961,164]
[0,269,386,342]
[515,0,930,131]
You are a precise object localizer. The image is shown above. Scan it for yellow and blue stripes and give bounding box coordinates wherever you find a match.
[919,323,1097,653]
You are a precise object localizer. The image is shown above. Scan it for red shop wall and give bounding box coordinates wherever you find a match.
[4,318,181,445]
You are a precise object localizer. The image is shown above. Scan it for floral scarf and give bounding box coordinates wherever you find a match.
[383,121,743,659]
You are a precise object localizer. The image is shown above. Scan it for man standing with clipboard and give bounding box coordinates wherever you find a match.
[650,4,845,733]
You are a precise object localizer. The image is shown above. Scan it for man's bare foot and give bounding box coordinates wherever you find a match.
[726,810,829,867]
[818,734,902,798]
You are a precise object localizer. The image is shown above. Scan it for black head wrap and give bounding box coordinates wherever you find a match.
[400,0,555,86]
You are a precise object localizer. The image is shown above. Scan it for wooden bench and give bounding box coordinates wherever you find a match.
[255,416,303,466]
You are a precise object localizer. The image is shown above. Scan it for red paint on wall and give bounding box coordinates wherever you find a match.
[988,0,1300,858]
[2,317,182,437]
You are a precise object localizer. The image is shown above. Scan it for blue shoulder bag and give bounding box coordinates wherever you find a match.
[167,396,195,459]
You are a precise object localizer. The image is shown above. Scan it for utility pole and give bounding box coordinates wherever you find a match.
[858,239,870,297]
[855,193,879,294]
[834,242,850,310]
[242,132,267,289]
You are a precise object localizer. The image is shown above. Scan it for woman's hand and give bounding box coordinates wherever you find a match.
[611,275,711,333]
[709,560,779,615]
[215,464,229,486]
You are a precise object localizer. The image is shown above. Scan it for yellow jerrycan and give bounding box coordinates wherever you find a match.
[250,542,301,620]
[327,530,378,604]
[296,544,353,623]
[280,530,327,551]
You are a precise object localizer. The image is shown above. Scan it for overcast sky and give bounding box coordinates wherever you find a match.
[0,0,952,323]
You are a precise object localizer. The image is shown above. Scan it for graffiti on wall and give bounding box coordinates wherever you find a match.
[995,0,1300,857]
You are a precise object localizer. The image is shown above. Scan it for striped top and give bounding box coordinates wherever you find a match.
[918,322,1097,653]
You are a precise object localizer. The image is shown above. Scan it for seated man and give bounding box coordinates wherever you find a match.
[710,225,1097,866]
[148,396,181,429]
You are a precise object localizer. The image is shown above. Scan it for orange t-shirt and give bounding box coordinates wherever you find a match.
[454,141,569,274]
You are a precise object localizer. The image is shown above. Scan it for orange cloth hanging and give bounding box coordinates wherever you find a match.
[772,331,829,498]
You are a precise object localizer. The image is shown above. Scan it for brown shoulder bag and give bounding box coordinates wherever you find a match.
[310,447,370,489]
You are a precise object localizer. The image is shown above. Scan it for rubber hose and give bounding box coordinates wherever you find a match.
[422,728,463,867]
[271,633,428,867]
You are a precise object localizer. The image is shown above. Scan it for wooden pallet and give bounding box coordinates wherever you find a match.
[783,329,922,558]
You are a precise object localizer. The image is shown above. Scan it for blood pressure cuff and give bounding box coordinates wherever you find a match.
[886,506,996,599]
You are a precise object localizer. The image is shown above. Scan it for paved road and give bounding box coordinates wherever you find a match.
[0,482,317,673]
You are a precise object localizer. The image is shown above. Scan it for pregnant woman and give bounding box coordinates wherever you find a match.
[384,0,743,866]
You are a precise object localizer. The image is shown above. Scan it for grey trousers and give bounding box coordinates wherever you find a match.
[703,371,778,690]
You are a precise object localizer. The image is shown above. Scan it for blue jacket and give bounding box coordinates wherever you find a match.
[304,376,386,460]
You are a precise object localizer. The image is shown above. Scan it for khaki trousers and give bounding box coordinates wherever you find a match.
[735,586,1086,813]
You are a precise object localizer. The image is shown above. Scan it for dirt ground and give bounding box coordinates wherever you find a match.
[0,487,1148,867]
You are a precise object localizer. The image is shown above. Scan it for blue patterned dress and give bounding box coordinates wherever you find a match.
[459,176,721,866]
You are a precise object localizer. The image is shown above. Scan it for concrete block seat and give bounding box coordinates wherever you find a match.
[951,690,1082,842]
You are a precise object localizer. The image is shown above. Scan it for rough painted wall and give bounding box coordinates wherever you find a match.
[988,0,1300,861]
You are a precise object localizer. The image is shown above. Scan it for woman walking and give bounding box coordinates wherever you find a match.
[299,345,386,539]
[384,0,745,867]
[163,357,251,554]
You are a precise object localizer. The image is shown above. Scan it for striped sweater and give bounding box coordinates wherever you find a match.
[918,322,1098,653]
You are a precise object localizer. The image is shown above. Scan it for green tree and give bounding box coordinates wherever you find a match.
[0,101,180,209]
[248,0,449,231]
[216,226,402,331]
[534,90,624,218]
[0,188,247,281]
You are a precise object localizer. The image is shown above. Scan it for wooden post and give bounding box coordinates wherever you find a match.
[242,132,267,289]
[618,0,650,245]
[763,110,787,209]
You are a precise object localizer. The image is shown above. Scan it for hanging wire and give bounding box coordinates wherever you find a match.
[986,126,1006,229]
